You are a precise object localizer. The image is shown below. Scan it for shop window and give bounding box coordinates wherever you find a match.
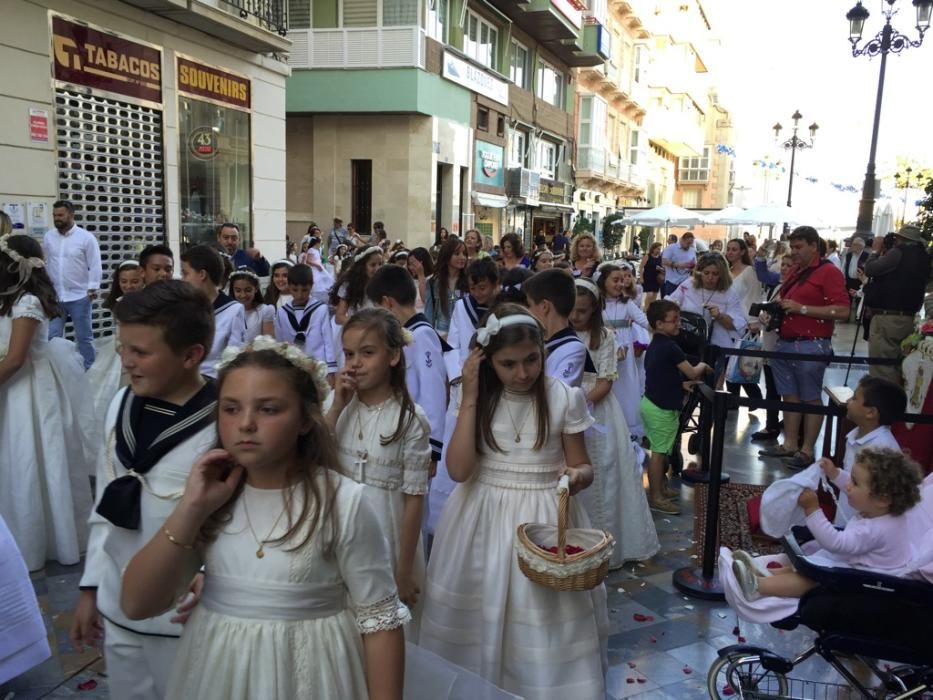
[509,40,529,89]
[477,107,489,131]
[497,115,505,137]
[179,96,251,248]
[464,11,498,69]
[508,128,528,168]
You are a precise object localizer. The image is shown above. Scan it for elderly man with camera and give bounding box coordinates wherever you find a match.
[758,226,850,470]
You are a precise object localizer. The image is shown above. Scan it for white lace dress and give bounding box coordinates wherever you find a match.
[85,319,124,450]
[420,377,609,700]
[577,330,659,566]
[603,297,650,439]
[334,395,431,639]
[0,294,94,571]
[166,474,411,699]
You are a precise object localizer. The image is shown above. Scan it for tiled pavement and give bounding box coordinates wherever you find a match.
[2,327,871,699]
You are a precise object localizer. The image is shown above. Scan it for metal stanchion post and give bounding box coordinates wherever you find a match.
[673,388,730,600]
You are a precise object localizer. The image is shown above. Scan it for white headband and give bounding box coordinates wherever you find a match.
[0,235,45,298]
[230,268,260,284]
[354,245,382,263]
[272,259,294,267]
[118,259,140,270]
[475,313,540,347]
[574,278,599,298]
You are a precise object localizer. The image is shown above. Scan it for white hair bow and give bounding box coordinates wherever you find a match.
[475,314,540,347]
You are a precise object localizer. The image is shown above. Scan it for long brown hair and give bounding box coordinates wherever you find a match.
[575,286,605,351]
[343,308,418,446]
[472,303,550,452]
[432,237,468,317]
[0,235,61,318]
[201,349,341,557]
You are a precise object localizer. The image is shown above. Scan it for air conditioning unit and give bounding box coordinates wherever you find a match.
[507,168,541,201]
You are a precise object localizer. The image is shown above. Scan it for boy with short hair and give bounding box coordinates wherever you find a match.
[180,244,245,377]
[524,268,594,387]
[71,280,217,699]
[446,258,500,381]
[641,299,711,515]
[820,375,904,523]
[139,244,175,284]
[274,264,336,375]
[367,264,448,465]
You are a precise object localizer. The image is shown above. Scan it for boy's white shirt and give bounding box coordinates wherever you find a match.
[274,300,337,372]
[201,297,245,378]
[834,424,900,524]
[79,387,216,636]
[445,296,485,382]
[403,319,448,462]
[544,328,589,388]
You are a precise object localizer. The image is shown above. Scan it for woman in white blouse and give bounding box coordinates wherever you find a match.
[725,237,764,402]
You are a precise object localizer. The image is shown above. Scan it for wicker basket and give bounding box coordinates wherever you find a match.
[515,475,615,592]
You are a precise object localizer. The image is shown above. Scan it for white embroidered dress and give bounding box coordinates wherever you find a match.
[333,395,431,637]
[0,293,94,570]
[85,323,125,450]
[602,296,650,438]
[166,474,411,699]
[577,330,659,566]
[420,377,609,700]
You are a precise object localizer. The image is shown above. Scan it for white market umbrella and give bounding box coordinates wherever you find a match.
[703,206,748,225]
[629,203,706,227]
[872,201,895,237]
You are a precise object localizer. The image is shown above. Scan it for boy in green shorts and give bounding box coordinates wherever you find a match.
[641,300,711,515]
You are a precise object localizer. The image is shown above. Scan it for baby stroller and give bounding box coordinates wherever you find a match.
[668,310,715,475]
[708,530,933,699]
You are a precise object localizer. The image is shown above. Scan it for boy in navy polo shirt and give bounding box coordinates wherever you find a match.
[641,300,710,514]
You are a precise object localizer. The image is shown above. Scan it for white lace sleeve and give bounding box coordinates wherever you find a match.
[335,479,412,634]
[11,294,46,322]
[595,330,618,381]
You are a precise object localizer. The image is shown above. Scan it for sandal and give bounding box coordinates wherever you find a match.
[758,445,796,458]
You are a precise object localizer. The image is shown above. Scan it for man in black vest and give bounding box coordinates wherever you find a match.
[862,225,931,384]
[842,236,869,322]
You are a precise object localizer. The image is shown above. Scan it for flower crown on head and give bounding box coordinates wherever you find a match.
[217,335,331,399]
[0,235,45,298]
[230,266,260,284]
[354,245,382,263]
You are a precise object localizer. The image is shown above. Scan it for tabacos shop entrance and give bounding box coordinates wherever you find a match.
[51,14,166,338]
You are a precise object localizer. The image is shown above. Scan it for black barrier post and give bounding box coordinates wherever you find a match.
[673,388,730,600]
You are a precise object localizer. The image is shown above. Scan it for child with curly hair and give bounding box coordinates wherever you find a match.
[733,447,922,600]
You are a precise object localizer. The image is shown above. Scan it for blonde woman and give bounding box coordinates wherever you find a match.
[569,232,602,278]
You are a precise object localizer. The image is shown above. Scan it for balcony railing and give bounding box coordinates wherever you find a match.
[287,26,426,69]
[578,146,646,191]
[221,0,287,34]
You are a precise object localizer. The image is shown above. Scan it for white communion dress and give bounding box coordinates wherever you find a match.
[85,322,124,449]
[333,394,431,640]
[420,376,609,700]
[166,474,411,699]
[0,293,94,571]
[577,329,659,566]
[603,296,650,439]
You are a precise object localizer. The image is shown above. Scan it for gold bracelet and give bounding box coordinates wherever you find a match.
[163,527,195,550]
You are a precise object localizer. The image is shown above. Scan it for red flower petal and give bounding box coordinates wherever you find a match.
[732,625,740,635]
[683,667,693,674]
[78,680,98,691]
[738,635,747,643]
[723,686,735,696]
[766,561,783,569]
[633,613,655,622]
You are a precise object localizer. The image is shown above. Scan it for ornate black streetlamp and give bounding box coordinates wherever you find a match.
[847,0,932,237]
[773,112,818,233]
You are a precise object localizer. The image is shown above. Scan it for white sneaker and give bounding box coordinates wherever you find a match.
[732,559,760,600]
[733,549,771,577]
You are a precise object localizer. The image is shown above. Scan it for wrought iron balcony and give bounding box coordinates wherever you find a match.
[226,0,288,35]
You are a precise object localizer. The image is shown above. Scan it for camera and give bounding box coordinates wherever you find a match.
[749,301,784,332]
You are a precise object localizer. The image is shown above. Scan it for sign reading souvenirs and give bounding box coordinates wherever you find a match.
[474,141,504,188]
[177,57,251,110]
[51,16,162,103]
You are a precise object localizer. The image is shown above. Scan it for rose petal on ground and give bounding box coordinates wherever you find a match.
[683,667,693,674]
[78,680,98,691]
[738,635,747,643]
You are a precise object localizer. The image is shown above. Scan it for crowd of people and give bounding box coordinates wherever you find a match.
[0,202,931,700]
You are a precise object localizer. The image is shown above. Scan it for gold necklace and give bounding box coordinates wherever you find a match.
[242,490,289,559]
[352,399,387,469]
[504,396,532,443]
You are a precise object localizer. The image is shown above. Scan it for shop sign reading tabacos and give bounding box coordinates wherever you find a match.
[51,16,162,103]
[177,57,250,110]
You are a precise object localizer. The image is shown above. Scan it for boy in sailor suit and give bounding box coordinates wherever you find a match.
[180,244,245,378]
[525,269,594,388]
[71,281,218,700]
[273,264,337,376]
[445,258,500,383]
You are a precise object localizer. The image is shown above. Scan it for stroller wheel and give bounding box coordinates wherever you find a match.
[687,433,700,455]
[707,654,789,700]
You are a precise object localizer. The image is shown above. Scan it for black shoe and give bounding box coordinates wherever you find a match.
[750,428,780,442]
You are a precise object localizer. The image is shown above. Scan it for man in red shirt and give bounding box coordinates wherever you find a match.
[758,226,850,469]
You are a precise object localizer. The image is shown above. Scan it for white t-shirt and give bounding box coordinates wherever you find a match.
[661,243,697,287]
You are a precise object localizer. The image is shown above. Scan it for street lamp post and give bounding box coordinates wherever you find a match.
[773,112,818,234]
[895,166,913,225]
[847,0,932,237]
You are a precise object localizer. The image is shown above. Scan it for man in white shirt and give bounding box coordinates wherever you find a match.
[661,231,697,297]
[44,200,102,369]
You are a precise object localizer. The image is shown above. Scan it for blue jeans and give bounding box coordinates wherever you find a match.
[48,295,95,369]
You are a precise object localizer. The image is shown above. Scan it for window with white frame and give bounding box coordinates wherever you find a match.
[383,0,418,25]
[342,0,378,26]
[508,128,528,168]
[536,59,565,108]
[426,0,448,42]
[536,139,558,179]
[678,146,711,182]
[633,44,647,83]
[464,11,499,69]
[587,0,608,24]
[509,40,529,89]
[577,94,607,171]
[628,128,640,165]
